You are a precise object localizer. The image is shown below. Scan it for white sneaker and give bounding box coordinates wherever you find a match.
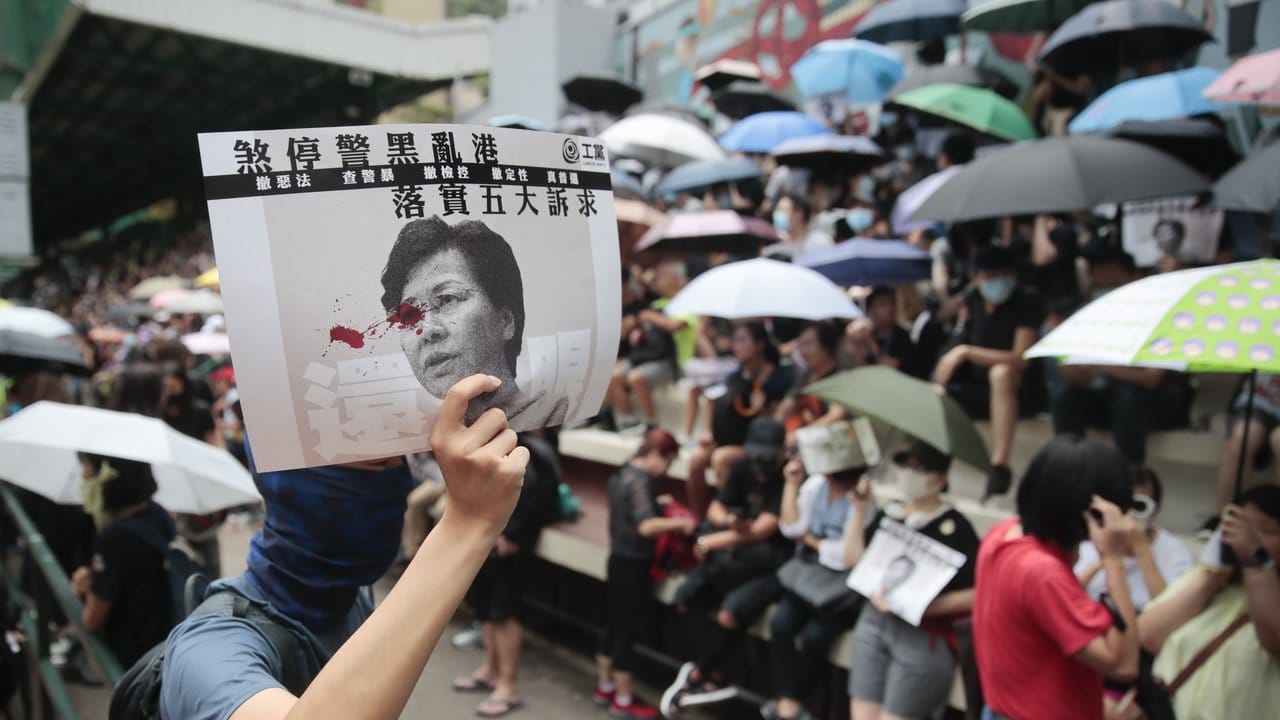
[660,661,695,718]
[450,624,484,650]
[680,682,738,707]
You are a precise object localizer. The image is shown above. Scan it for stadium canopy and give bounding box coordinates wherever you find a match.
[11,0,492,242]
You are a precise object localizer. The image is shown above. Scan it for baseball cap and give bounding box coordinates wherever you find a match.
[893,439,951,474]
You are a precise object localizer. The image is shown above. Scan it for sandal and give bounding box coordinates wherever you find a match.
[475,698,523,717]
[452,676,496,693]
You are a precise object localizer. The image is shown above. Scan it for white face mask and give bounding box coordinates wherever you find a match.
[894,465,935,501]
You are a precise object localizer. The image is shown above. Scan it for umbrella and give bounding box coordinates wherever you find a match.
[128,276,188,300]
[695,59,762,92]
[611,169,648,201]
[1068,67,1229,134]
[1204,48,1280,106]
[893,165,965,234]
[625,102,711,128]
[106,301,156,322]
[804,366,992,472]
[853,0,967,43]
[0,306,75,338]
[910,136,1210,223]
[1213,142,1280,213]
[0,401,260,514]
[615,199,667,227]
[0,330,90,376]
[718,111,831,154]
[664,258,863,320]
[886,64,1018,100]
[770,134,886,173]
[181,332,232,356]
[561,74,643,115]
[555,111,613,137]
[711,81,795,120]
[1025,258,1280,498]
[195,267,220,289]
[487,114,547,131]
[149,287,192,309]
[655,158,762,196]
[600,114,726,168]
[961,0,1093,32]
[635,210,779,254]
[789,39,905,103]
[796,238,932,287]
[1038,0,1213,76]
[87,326,127,345]
[891,83,1037,142]
[1108,118,1240,179]
[164,290,224,315]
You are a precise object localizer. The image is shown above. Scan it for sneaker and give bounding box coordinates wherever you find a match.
[1197,515,1221,541]
[983,464,1012,502]
[660,662,696,718]
[593,688,616,707]
[760,700,778,720]
[680,680,738,707]
[451,624,484,650]
[609,697,661,719]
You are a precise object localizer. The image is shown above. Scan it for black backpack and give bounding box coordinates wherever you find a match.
[108,583,313,720]
[112,515,204,626]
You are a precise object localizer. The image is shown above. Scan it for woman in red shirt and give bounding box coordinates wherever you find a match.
[972,436,1141,720]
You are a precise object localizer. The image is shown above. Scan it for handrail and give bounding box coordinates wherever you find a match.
[0,483,125,688]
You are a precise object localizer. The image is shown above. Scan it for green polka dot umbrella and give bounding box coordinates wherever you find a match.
[1026,259,1280,372]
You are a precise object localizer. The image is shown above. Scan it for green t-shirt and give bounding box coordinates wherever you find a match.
[651,298,698,369]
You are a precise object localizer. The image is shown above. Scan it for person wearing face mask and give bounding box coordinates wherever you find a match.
[772,194,832,257]
[934,245,1045,500]
[847,441,981,720]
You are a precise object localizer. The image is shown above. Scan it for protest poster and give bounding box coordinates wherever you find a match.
[846,516,966,626]
[198,124,620,471]
[795,418,881,475]
[1122,195,1223,268]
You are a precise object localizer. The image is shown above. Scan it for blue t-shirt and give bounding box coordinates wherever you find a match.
[159,575,371,720]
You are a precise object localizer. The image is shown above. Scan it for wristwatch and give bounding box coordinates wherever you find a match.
[1240,546,1275,572]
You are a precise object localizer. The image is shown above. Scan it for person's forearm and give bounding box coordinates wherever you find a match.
[1133,544,1168,602]
[924,589,974,617]
[638,516,690,538]
[779,484,801,528]
[1101,555,1140,676]
[1138,568,1223,654]
[842,506,869,568]
[1243,567,1280,657]
[285,513,498,720]
[962,345,1017,369]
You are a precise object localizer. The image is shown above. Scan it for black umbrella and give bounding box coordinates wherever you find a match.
[769,134,886,174]
[694,59,763,93]
[0,330,91,376]
[561,74,643,115]
[853,0,967,43]
[910,136,1210,223]
[887,64,1019,99]
[1106,118,1240,179]
[1213,141,1280,213]
[711,81,795,120]
[1038,0,1213,76]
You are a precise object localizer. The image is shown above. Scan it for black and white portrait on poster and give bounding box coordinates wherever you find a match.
[847,517,966,626]
[198,124,620,471]
[1122,195,1223,268]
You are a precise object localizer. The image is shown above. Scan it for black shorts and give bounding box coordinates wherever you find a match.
[465,554,526,623]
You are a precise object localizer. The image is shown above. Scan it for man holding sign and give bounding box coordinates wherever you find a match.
[846,441,981,720]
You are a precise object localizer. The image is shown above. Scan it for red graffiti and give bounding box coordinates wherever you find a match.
[387,301,426,329]
[328,325,366,349]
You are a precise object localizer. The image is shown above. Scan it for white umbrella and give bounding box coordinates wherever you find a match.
[664,258,864,321]
[181,332,232,356]
[599,113,726,168]
[0,402,260,514]
[165,289,224,315]
[0,306,75,338]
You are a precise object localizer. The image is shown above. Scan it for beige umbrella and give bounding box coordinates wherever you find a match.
[128,276,189,300]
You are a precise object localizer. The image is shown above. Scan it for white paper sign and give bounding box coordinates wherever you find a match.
[1122,195,1223,268]
[796,417,881,475]
[847,516,966,626]
[198,124,621,471]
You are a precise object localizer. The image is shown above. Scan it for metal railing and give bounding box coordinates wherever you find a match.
[0,484,123,719]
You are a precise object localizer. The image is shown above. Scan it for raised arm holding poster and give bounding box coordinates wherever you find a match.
[198,125,620,471]
[846,516,966,626]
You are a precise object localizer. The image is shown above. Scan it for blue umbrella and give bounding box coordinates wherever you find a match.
[796,238,932,287]
[655,158,763,195]
[1069,67,1230,133]
[718,111,832,154]
[853,0,967,43]
[789,39,905,103]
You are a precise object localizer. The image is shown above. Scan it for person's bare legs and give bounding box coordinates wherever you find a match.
[614,671,637,704]
[457,622,497,688]
[710,445,745,488]
[596,654,614,690]
[777,698,804,718]
[487,619,521,703]
[628,369,656,424]
[682,386,703,438]
[988,363,1022,467]
[607,363,633,418]
[851,698,882,720]
[687,443,714,520]
[1214,418,1269,511]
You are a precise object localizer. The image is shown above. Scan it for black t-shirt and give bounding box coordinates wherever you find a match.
[90,502,176,666]
[607,465,660,561]
[165,398,216,442]
[717,459,784,521]
[712,365,793,446]
[864,505,980,596]
[961,286,1045,384]
[1015,224,1081,315]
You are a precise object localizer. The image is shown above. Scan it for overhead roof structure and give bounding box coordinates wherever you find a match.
[13,0,492,242]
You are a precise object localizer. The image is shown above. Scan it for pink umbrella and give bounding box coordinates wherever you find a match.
[181,332,232,356]
[1204,48,1280,105]
[635,210,779,254]
[149,287,192,309]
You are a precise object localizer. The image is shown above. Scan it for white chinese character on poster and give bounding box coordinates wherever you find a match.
[847,517,966,626]
[198,123,620,470]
